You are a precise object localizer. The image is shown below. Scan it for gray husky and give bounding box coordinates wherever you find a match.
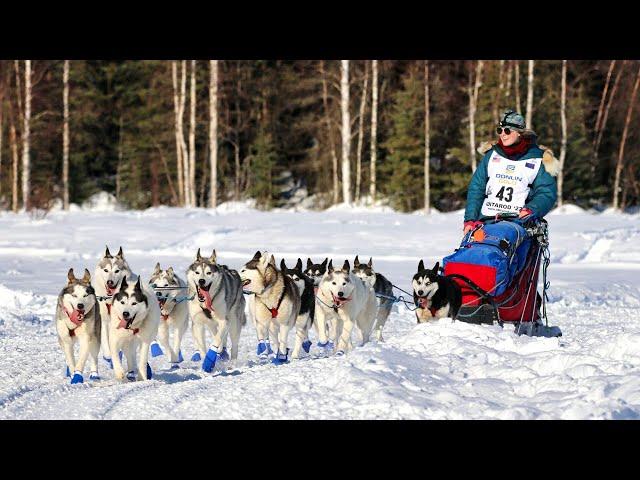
[93,246,132,367]
[186,248,246,373]
[56,268,101,384]
[148,263,189,368]
[352,256,394,341]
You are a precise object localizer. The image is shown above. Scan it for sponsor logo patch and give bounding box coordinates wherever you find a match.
[525,162,535,169]
[506,165,516,172]
[492,156,501,162]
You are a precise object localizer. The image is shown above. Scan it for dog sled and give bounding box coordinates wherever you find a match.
[442,214,562,337]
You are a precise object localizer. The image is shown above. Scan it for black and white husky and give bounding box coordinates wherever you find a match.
[109,276,161,381]
[240,251,302,364]
[148,263,189,368]
[93,246,133,368]
[56,268,101,384]
[280,258,315,356]
[412,260,462,323]
[304,258,328,291]
[315,260,377,355]
[186,249,246,373]
[352,256,393,341]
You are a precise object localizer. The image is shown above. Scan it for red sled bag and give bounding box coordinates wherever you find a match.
[443,219,547,324]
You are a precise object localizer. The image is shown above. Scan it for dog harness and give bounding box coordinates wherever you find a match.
[481,151,542,217]
[258,285,287,318]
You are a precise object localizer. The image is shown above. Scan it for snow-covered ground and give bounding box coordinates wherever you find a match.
[1,203,639,419]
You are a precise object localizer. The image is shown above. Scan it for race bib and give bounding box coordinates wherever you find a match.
[481,152,541,217]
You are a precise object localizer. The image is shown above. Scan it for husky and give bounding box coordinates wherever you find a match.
[412,260,462,323]
[186,248,246,373]
[93,246,133,367]
[56,268,101,384]
[109,275,161,381]
[305,258,328,291]
[280,258,315,357]
[352,255,393,341]
[315,259,377,355]
[240,251,301,364]
[148,263,189,368]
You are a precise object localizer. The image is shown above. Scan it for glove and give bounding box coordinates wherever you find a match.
[518,208,534,220]
[463,220,483,235]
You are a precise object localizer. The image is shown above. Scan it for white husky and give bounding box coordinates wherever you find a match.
[186,249,246,373]
[240,251,302,363]
[315,259,377,354]
[55,268,101,384]
[109,276,161,381]
[148,263,189,368]
[93,246,132,367]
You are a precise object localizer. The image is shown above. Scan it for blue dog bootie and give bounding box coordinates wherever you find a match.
[266,341,274,355]
[191,351,202,362]
[65,366,71,378]
[126,371,136,381]
[89,371,101,381]
[302,340,312,354]
[178,350,184,363]
[103,356,113,369]
[272,348,290,365]
[150,342,164,357]
[146,363,153,380]
[202,346,219,373]
[70,371,84,385]
[257,341,268,357]
[219,348,230,361]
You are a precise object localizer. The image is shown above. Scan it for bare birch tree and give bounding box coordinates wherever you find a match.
[340,60,351,204]
[526,60,535,128]
[593,60,616,152]
[209,60,218,209]
[370,60,378,202]
[424,60,431,214]
[613,63,640,210]
[0,76,3,200]
[515,60,521,112]
[493,60,505,123]
[558,60,568,207]
[10,122,18,212]
[189,60,197,207]
[468,60,483,172]
[22,60,31,211]
[320,61,339,204]
[594,60,625,166]
[180,61,189,206]
[171,61,184,205]
[355,62,369,203]
[63,60,70,210]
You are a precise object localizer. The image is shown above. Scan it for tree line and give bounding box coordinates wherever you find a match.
[0,60,639,213]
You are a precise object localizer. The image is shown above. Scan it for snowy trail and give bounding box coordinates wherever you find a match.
[0,205,639,419]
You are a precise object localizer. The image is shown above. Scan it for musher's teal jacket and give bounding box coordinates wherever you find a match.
[464,136,559,222]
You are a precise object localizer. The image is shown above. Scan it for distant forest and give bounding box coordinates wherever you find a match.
[0,60,638,213]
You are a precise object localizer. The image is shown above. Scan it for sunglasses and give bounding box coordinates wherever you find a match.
[496,127,517,135]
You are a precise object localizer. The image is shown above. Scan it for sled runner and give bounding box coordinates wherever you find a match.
[442,214,561,337]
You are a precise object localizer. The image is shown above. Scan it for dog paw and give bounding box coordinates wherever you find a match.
[89,372,101,381]
[219,348,230,361]
[150,342,164,357]
[335,350,345,357]
[191,352,202,362]
[70,372,84,385]
[146,363,153,380]
[170,362,180,370]
[65,366,71,378]
[126,371,136,381]
[266,342,274,355]
[202,348,218,373]
[271,349,290,365]
[103,356,113,369]
[256,342,267,356]
[178,350,184,363]
[302,340,312,353]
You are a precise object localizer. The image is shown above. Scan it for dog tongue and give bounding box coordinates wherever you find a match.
[419,297,429,308]
[198,287,212,310]
[69,309,84,326]
[106,284,116,296]
[117,318,128,329]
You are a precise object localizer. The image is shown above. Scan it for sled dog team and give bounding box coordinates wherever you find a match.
[56,246,461,384]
